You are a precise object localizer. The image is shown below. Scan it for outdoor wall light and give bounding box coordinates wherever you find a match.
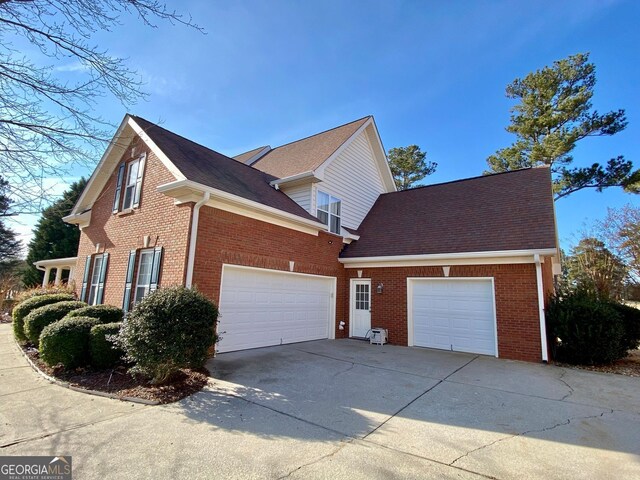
[377,283,384,294]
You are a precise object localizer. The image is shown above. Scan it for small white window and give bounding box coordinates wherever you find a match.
[88,255,104,306]
[317,191,341,234]
[134,249,154,304]
[122,158,140,210]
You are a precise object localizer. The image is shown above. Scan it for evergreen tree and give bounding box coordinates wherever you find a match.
[387,145,437,190]
[0,177,21,261]
[23,178,87,286]
[487,53,639,199]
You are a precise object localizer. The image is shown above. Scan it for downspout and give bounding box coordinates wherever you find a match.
[534,254,549,362]
[185,192,210,288]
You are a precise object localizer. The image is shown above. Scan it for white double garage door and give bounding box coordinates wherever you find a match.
[217,265,336,353]
[408,278,498,357]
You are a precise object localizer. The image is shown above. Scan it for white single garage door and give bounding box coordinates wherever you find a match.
[409,278,497,356]
[217,265,335,353]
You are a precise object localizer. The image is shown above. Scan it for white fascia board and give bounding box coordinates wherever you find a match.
[62,210,91,228]
[365,118,397,192]
[244,146,272,165]
[70,116,131,216]
[340,248,559,268]
[69,115,187,217]
[34,257,78,270]
[269,171,320,188]
[127,117,186,181]
[314,117,373,179]
[157,179,328,234]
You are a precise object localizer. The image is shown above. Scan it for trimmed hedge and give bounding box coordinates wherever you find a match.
[67,305,124,325]
[117,286,219,383]
[24,300,87,346]
[546,291,626,365]
[610,303,640,351]
[40,317,98,369]
[12,293,75,342]
[90,322,124,369]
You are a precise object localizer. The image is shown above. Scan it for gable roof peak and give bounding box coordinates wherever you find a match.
[249,115,373,179]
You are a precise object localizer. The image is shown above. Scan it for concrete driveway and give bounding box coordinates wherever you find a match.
[1,323,639,479]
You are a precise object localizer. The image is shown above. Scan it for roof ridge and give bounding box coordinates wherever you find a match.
[382,166,548,195]
[129,114,277,180]
[264,115,372,152]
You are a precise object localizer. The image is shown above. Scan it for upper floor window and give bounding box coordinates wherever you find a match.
[113,152,146,213]
[317,191,341,234]
[123,159,140,210]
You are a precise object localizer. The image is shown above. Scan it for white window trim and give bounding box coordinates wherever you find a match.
[88,254,104,306]
[317,190,341,234]
[122,157,140,210]
[134,248,154,304]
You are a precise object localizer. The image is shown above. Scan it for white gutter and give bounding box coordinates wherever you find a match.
[534,254,549,362]
[185,192,210,288]
[340,248,559,264]
[269,171,320,188]
[157,179,327,231]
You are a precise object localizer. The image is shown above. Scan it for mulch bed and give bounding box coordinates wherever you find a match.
[22,345,209,404]
[553,349,640,378]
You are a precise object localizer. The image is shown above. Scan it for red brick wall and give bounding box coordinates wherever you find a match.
[72,138,193,307]
[191,207,347,332]
[344,263,544,362]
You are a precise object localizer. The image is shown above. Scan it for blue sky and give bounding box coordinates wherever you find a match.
[11,0,640,251]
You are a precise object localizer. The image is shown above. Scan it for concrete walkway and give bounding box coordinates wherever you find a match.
[1,323,639,479]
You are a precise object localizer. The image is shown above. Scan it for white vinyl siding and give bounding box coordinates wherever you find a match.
[313,131,386,230]
[280,183,312,212]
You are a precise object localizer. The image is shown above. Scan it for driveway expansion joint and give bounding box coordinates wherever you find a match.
[276,439,354,479]
[362,355,479,440]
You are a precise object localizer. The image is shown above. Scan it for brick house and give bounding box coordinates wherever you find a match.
[58,114,559,362]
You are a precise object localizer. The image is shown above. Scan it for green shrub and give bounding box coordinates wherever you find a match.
[12,293,75,342]
[90,322,124,369]
[546,291,626,365]
[116,286,219,384]
[40,317,98,369]
[24,300,87,346]
[14,285,75,305]
[67,305,124,325]
[609,303,640,351]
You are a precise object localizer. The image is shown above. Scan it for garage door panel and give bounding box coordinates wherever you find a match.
[218,266,334,353]
[411,279,496,356]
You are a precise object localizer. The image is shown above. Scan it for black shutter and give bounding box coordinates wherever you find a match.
[132,153,146,208]
[113,162,125,213]
[96,253,109,305]
[122,250,137,311]
[80,255,91,302]
[149,246,163,293]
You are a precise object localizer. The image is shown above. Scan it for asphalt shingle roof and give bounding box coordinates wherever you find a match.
[340,167,557,258]
[131,116,319,222]
[249,116,370,178]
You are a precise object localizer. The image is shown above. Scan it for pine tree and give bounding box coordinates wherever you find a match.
[23,178,87,286]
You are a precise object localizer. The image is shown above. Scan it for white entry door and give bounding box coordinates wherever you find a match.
[409,278,497,356]
[350,279,371,338]
[218,265,335,353]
